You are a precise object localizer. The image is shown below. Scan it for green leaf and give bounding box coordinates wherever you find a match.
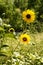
[0,53,7,57]
[1,45,9,48]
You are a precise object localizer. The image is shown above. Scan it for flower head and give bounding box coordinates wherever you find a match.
[9,28,14,32]
[22,9,36,23]
[19,34,31,44]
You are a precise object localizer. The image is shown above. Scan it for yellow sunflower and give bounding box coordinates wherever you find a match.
[19,34,31,44]
[22,9,36,23]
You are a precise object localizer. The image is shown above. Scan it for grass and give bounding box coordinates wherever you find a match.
[0,32,43,65]
[2,32,43,57]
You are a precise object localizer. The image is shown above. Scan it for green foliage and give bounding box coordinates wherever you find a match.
[10,0,43,33]
[14,0,28,10]
[0,0,43,33]
[0,1,6,18]
[0,0,43,65]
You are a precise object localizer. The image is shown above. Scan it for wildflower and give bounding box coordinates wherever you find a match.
[19,34,31,44]
[22,9,36,23]
[9,28,14,32]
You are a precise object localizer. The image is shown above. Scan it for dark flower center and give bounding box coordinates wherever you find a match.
[26,14,31,19]
[23,37,27,41]
[10,29,14,32]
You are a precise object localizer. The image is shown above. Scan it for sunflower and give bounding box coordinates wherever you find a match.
[19,34,31,44]
[9,28,14,32]
[22,9,36,23]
